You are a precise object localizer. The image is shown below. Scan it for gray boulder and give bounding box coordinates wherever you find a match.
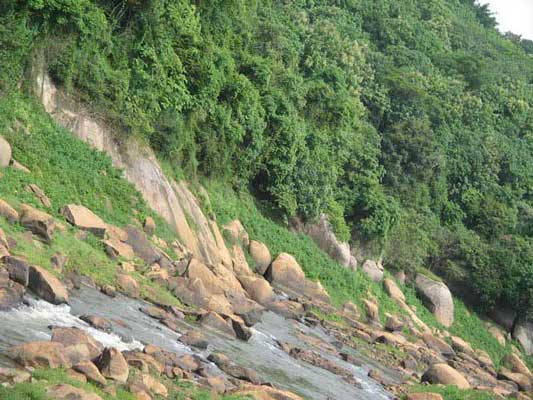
[513,318,533,356]
[0,137,11,167]
[361,260,384,282]
[415,274,454,327]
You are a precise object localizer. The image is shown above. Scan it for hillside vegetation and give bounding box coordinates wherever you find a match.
[2,0,533,316]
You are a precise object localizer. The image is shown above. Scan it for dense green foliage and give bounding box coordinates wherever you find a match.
[1,0,532,315]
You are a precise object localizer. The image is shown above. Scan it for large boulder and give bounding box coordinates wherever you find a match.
[51,327,103,361]
[297,214,352,267]
[502,353,532,377]
[4,256,30,286]
[0,136,11,167]
[238,275,275,306]
[104,238,134,260]
[422,363,470,389]
[93,347,129,383]
[267,252,305,291]
[415,274,454,327]
[28,265,69,304]
[249,240,271,275]
[61,204,107,238]
[73,361,107,386]
[361,260,384,282]
[19,204,55,242]
[233,383,304,400]
[513,318,533,356]
[9,341,70,368]
[498,367,532,391]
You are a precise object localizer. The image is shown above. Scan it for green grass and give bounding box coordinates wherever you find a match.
[0,92,175,243]
[405,385,496,400]
[204,180,530,369]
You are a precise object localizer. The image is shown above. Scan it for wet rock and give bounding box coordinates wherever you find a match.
[117,273,140,298]
[229,315,253,341]
[104,239,134,260]
[383,278,405,302]
[25,184,52,208]
[143,216,156,236]
[94,347,129,383]
[0,367,31,384]
[249,240,271,275]
[47,384,103,400]
[287,347,353,378]
[100,284,116,297]
[238,308,263,327]
[268,299,305,319]
[0,198,18,223]
[61,204,107,238]
[51,326,103,361]
[73,361,107,386]
[19,204,55,242]
[29,265,69,304]
[223,220,249,247]
[415,274,454,327]
[80,315,113,332]
[361,260,384,282]
[9,341,70,368]
[208,352,260,384]
[422,363,470,389]
[200,311,236,338]
[3,255,29,286]
[179,331,208,349]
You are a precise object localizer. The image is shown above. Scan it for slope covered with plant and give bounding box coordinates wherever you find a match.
[1,0,532,316]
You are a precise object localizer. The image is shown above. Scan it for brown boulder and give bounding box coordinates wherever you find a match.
[9,341,70,368]
[73,361,107,386]
[94,347,129,383]
[140,373,168,398]
[4,256,30,286]
[422,363,470,389]
[0,270,24,309]
[503,353,532,377]
[179,331,209,349]
[116,273,140,298]
[61,204,107,237]
[0,198,18,223]
[238,275,274,306]
[25,184,52,208]
[51,327,103,360]
[233,383,304,400]
[422,333,455,357]
[80,315,113,332]
[249,240,271,275]
[363,299,380,326]
[104,239,134,260]
[451,336,474,356]
[385,315,404,332]
[28,265,69,304]
[0,137,11,167]
[19,204,55,242]
[126,226,160,264]
[200,311,236,338]
[498,367,532,391]
[0,367,31,384]
[361,260,384,282]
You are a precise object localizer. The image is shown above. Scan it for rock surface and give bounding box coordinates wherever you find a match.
[415,274,454,327]
[422,363,470,389]
[361,260,384,282]
[61,204,107,237]
[28,265,69,304]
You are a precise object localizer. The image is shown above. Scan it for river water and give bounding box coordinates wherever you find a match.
[0,284,396,400]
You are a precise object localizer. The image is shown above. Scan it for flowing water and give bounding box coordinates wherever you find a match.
[0,284,398,400]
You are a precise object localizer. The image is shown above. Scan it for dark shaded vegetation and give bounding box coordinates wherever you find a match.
[1,0,532,316]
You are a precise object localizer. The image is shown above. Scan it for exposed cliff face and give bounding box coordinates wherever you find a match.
[34,70,230,267]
